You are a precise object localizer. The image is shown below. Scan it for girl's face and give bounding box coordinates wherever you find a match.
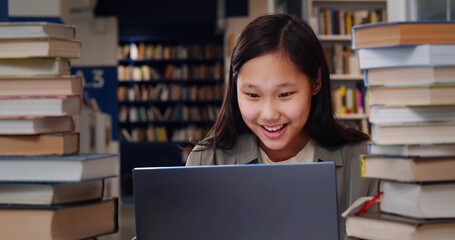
[237,51,320,162]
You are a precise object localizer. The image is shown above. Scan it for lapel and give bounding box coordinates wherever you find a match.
[233,133,343,167]
[313,142,344,167]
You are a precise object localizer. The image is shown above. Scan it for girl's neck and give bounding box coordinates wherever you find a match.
[259,134,311,162]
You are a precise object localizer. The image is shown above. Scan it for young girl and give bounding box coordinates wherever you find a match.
[186,14,377,239]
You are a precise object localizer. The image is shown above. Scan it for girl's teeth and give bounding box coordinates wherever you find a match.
[264,125,284,132]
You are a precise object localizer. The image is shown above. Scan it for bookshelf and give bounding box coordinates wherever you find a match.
[305,0,387,134]
[117,36,224,197]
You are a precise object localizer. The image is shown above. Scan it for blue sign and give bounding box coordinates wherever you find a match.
[71,66,118,140]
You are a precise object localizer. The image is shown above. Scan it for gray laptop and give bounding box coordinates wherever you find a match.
[133,162,339,240]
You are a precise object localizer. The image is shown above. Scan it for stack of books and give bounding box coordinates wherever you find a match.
[0,22,119,239]
[345,21,455,240]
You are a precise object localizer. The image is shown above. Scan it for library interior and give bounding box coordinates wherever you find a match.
[1,0,455,239]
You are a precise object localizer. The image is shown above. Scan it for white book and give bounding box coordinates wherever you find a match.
[0,95,81,117]
[369,105,455,124]
[369,143,455,157]
[0,116,74,134]
[358,44,455,69]
[0,22,76,40]
[380,181,455,219]
[0,58,70,76]
[0,153,119,182]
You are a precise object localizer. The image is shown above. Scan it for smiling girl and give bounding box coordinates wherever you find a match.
[186,14,376,239]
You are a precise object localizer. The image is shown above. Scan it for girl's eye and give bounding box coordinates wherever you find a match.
[279,92,293,97]
[247,93,259,98]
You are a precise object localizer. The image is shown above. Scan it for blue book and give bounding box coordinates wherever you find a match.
[0,153,119,182]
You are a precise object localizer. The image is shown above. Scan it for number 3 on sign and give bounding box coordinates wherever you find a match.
[76,69,105,89]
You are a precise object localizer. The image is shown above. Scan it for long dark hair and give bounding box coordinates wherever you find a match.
[197,14,368,151]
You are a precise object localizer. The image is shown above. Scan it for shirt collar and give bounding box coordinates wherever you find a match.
[235,133,343,167]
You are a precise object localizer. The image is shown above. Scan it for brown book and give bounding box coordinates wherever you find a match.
[0,132,79,156]
[0,198,118,240]
[352,22,455,49]
[365,66,455,86]
[0,180,103,205]
[346,211,455,240]
[0,75,82,96]
[361,154,455,182]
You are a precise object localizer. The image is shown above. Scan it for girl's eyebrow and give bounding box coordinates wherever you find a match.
[240,82,297,89]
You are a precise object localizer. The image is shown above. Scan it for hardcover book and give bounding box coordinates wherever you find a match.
[0,132,79,156]
[0,75,82,96]
[367,84,455,106]
[0,94,81,117]
[352,21,455,49]
[0,180,103,205]
[380,181,455,219]
[0,22,76,40]
[346,211,455,240]
[0,198,118,240]
[364,66,455,87]
[0,58,70,76]
[371,122,455,145]
[0,37,81,59]
[0,116,74,134]
[368,143,455,157]
[369,105,455,124]
[0,153,119,182]
[357,44,455,69]
[361,154,455,182]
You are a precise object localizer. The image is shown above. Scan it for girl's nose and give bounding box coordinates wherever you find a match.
[260,101,280,122]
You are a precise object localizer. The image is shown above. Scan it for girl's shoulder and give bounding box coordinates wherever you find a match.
[186,133,259,166]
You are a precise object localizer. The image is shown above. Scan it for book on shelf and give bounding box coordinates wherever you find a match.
[369,105,455,124]
[0,75,82,96]
[0,58,70,76]
[380,180,455,219]
[0,132,79,156]
[0,94,81,117]
[368,142,455,157]
[312,7,386,36]
[345,211,455,240]
[0,180,103,205]
[371,122,455,145]
[360,154,455,182]
[0,116,74,134]
[0,153,119,182]
[364,66,455,87]
[357,44,455,69]
[352,21,455,49]
[0,22,76,40]
[367,84,455,106]
[0,198,118,240]
[0,37,81,58]
[332,85,364,115]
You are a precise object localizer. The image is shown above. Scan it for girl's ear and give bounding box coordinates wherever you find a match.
[312,68,322,95]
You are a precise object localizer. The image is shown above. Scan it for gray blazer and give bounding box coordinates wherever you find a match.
[187,133,378,240]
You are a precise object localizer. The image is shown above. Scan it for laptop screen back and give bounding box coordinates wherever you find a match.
[133,162,339,240]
